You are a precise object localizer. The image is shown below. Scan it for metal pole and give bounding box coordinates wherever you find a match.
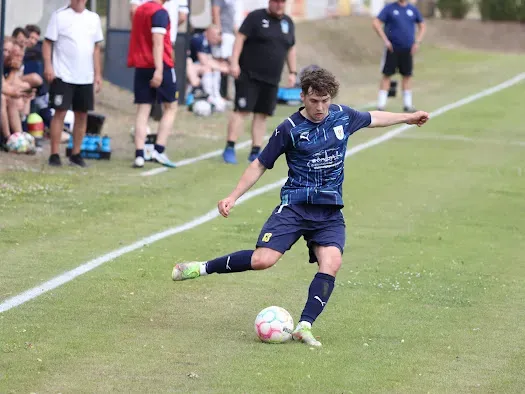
[0,0,6,138]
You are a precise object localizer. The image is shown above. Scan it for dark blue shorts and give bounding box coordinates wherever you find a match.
[256,204,346,263]
[134,67,178,104]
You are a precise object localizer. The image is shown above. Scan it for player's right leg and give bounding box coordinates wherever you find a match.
[48,78,73,166]
[173,204,302,281]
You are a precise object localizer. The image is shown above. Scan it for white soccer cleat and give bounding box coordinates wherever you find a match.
[152,150,176,168]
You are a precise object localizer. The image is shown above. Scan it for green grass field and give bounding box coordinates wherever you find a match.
[1,44,525,393]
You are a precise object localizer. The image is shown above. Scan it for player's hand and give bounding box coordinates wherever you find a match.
[385,40,394,52]
[44,66,55,84]
[411,43,420,55]
[150,69,163,88]
[406,111,429,127]
[287,73,296,88]
[94,74,102,93]
[218,196,236,218]
[230,63,241,79]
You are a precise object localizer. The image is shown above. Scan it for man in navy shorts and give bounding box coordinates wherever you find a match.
[128,0,178,168]
[172,68,430,347]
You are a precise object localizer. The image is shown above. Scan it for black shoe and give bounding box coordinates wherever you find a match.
[48,154,62,167]
[377,107,385,111]
[69,154,88,168]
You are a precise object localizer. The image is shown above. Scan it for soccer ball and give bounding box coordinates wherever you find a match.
[254,306,294,343]
[6,132,36,154]
[193,99,212,117]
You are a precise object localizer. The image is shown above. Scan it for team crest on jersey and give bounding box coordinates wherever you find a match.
[406,9,414,17]
[281,20,289,34]
[333,125,344,140]
[393,9,399,16]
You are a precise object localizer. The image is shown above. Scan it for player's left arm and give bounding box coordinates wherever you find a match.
[93,15,104,93]
[368,110,429,128]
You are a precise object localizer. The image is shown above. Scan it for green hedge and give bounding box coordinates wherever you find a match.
[437,0,471,19]
[478,0,525,22]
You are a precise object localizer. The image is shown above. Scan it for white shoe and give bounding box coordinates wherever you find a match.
[152,150,176,168]
[133,156,145,168]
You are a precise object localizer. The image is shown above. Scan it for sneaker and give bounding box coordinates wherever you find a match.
[152,150,176,168]
[404,106,416,113]
[172,262,202,281]
[292,321,322,347]
[48,154,62,167]
[222,146,237,164]
[133,156,145,168]
[69,154,88,168]
[248,151,260,163]
[377,107,385,111]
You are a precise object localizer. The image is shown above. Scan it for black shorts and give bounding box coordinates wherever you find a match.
[134,67,178,104]
[49,78,94,112]
[381,49,413,77]
[234,73,278,116]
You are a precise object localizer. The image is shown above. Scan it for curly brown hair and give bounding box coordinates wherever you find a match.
[300,68,339,98]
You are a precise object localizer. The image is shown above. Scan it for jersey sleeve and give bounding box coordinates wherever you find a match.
[342,105,372,135]
[239,10,257,37]
[377,5,389,23]
[94,15,104,43]
[258,125,292,170]
[45,11,59,42]
[130,0,142,4]
[151,8,170,35]
[414,7,424,23]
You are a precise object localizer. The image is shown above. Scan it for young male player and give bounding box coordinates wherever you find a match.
[172,68,429,347]
[128,0,178,168]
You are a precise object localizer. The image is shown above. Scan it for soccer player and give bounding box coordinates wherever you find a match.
[373,0,426,112]
[172,68,430,347]
[128,0,178,168]
[222,0,297,165]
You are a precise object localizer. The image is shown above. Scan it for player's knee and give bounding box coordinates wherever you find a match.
[319,255,342,276]
[251,252,278,270]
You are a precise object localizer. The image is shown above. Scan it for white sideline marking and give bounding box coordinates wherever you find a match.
[140,102,378,177]
[1,73,524,314]
[397,132,525,147]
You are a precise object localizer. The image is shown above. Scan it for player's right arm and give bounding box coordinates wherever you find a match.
[43,10,58,84]
[218,159,267,217]
[219,125,291,218]
[372,6,393,52]
[230,10,257,78]
[150,8,170,87]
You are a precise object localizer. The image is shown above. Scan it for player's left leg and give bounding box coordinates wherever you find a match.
[151,67,179,168]
[292,245,341,348]
[250,82,278,162]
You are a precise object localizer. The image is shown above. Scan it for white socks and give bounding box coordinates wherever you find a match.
[199,262,208,276]
[201,72,214,97]
[403,90,413,109]
[377,90,388,109]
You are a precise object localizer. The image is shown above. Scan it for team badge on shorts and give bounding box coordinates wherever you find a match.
[54,95,63,106]
[238,97,247,108]
[281,20,289,34]
[333,125,344,140]
[262,233,273,242]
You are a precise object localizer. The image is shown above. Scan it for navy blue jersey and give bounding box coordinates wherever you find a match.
[378,2,423,50]
[189,33,211,63]
[258,104,372,207]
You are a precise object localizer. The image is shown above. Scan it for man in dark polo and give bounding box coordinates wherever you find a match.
[222,0,297,164]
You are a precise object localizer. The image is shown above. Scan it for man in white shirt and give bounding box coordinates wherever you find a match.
[43,0,104,167]
[130,0,189,44]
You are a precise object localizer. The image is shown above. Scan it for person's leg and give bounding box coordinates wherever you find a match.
[7,97,23,134]
[249,81,278,162]
[172,204,303,280]
[223,74,257,164]
[399,51,415,112]
[48,78,73,165]
[133,68,155,168]
[1,94,10,140]
[68,83,94,167]
[377,49,396,110]
[150,67,179,168]
[292,208,346,347]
